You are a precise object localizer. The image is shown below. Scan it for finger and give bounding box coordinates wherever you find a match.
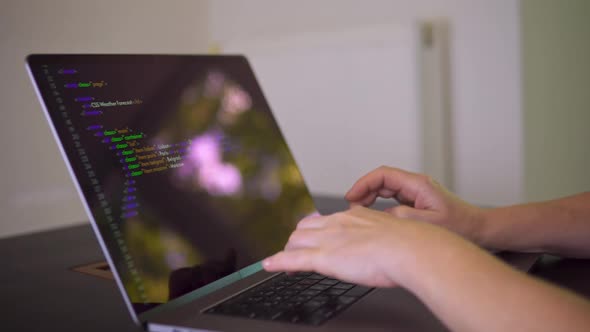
[391,192,415,207]
[296,214,327,229]
[357,191,378,206]
[383,205,396,214]
[345,166,426,205]
[284,229,324,251]
[262,249,317,272]
[304,211,322,219]
[380,188,396,199]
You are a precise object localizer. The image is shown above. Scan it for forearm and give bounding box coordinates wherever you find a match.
[475,192,590,257]
[403,238,590,332]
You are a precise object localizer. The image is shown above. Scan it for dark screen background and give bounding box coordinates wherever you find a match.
[28,55,316,313]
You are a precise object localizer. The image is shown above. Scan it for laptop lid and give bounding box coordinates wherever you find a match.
[26,54,316,324]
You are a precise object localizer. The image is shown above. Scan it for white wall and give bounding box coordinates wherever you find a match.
[0,0,209,238]
[223,23,423,197]
[208,0,523,206]
[0,0,525,238]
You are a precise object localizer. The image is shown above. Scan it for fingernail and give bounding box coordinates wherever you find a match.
[262,258,271,268]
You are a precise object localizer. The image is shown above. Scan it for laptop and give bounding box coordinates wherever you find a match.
[26,54,538,332]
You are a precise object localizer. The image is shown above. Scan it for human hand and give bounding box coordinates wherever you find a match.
[265,201,590,332]
[345,166,486,245]
[263,206,470,290]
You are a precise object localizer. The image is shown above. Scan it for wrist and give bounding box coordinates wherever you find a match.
[395,225,490,298]
[379,222,428,290]
[471,207,498,250]
[387,222,465,292]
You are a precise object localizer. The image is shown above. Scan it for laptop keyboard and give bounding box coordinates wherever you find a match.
[204,272,373,326]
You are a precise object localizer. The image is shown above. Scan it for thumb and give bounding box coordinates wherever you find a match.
[387,205,439,223]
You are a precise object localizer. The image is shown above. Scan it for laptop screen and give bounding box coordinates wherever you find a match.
[27,55,316,316]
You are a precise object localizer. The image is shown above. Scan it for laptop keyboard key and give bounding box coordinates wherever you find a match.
[300,289,321,297]
[274,310,305,323]
[318,279,339,286]
[332,282,355,289]
[296,272,313,277]
[290,294,313,303]
[246,296,263,303]
[345,285,372,297]
[309,284,330,291]
[336,295,357,305]
[325,288,347,296]
[290,284,309,291]
[298,278,319,285]
[204,273,373,326]
[300,299,324,313]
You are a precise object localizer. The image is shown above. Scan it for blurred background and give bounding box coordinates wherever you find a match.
[1,0,589,238]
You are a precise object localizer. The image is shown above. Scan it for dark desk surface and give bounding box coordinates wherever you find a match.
[2,196,590,332]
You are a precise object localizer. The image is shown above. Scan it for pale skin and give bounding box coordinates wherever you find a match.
[263,166,590,332]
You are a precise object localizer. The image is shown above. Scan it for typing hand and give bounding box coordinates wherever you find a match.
[345,166,486,245]
[263,206,469,289]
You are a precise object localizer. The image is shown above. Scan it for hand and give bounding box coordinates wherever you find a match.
[264,203,590,332]
[345,166,486,245]
[263,205,470,290]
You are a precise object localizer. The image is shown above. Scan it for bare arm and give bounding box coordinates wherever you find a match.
[408,229,590,332]
[346,166,590,257]
[477,192,590,257]
[264,207,590,332]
